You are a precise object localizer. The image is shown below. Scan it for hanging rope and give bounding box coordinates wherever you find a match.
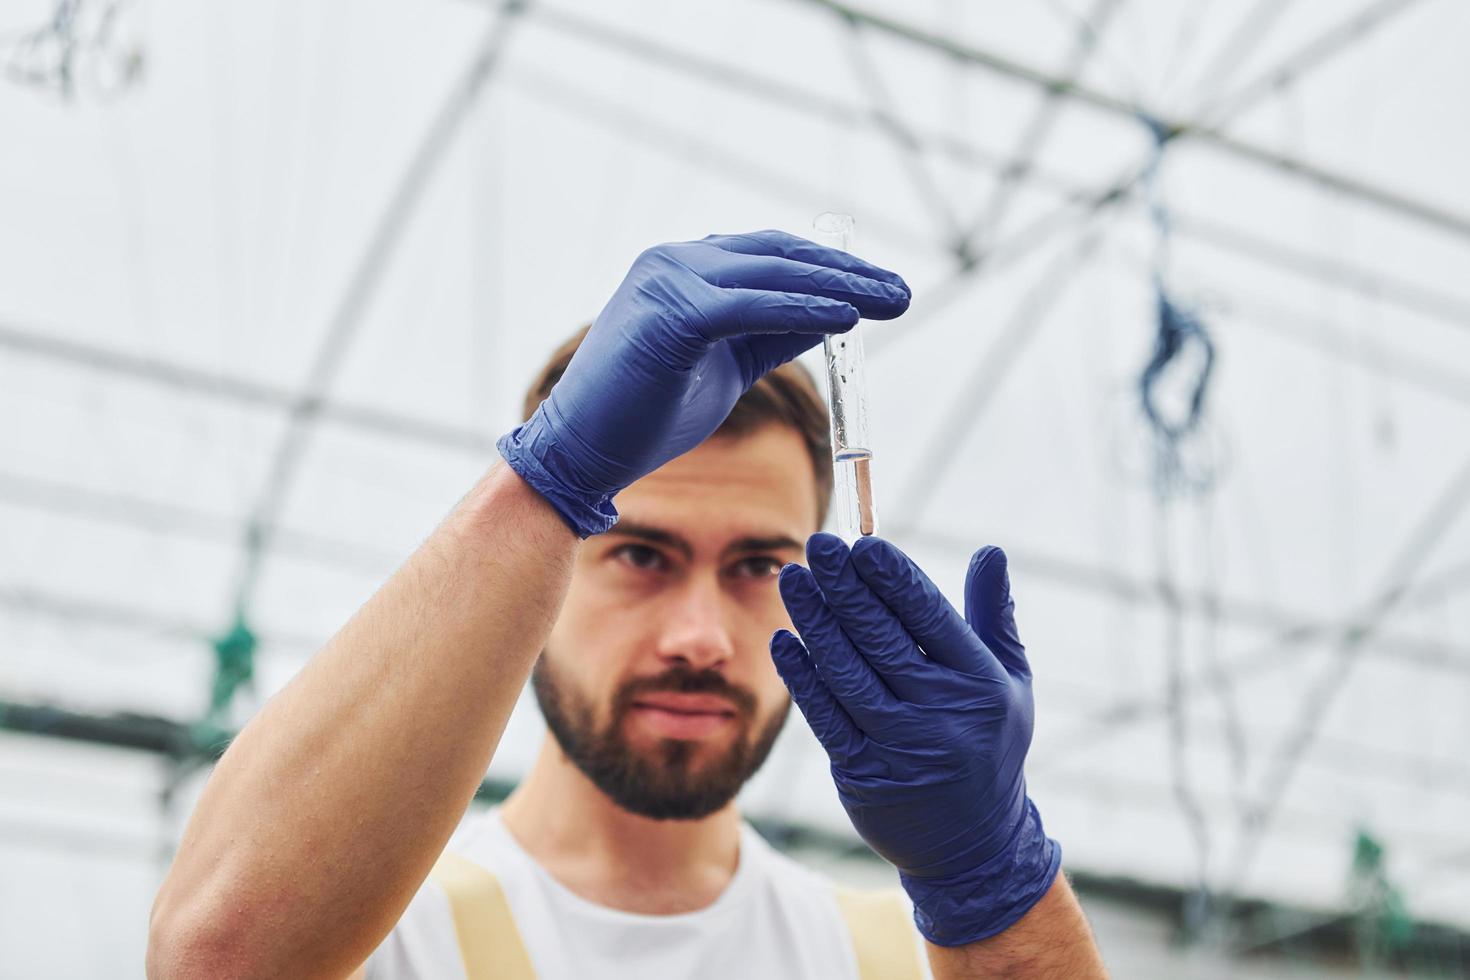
[1137,114,1219,498]
[1140,292,1215,441]
[1137,114,1224,941]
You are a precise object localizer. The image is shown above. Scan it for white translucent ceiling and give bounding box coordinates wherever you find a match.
[2,0,1468,928]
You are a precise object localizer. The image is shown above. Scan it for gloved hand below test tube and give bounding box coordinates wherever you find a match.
[772,533,1061,946]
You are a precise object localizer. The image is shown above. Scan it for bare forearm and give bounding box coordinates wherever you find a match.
[149,463,577,979]
[926,875,1107,980]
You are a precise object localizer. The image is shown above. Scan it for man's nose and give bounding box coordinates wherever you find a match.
[654,573,736,671]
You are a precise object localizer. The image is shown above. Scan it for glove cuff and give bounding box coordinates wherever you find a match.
[497,420,619,539]
[899,797,1062,947]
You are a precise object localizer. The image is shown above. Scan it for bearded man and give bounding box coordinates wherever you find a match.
[148,232,1108,979]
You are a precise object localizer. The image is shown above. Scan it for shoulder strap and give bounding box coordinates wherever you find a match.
[834,886,925,980]
[430,849,919,980]
[428,851,539,980]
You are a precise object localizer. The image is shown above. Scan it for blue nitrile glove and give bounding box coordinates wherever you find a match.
[497,231,910,536]
[771,533,1060,946]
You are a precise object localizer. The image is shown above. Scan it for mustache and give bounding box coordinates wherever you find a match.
[612,666,758,720]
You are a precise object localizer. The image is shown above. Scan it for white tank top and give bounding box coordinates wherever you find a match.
[365,808,930,980]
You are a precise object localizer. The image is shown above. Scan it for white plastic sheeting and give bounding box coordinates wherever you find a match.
[3,0,1469,968]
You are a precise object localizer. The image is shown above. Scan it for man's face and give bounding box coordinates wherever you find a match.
[533,424,818,820]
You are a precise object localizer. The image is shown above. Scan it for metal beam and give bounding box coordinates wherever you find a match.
[6,696,1468,963]
[958,0,1124,255]
[0,584,318,654]
[513,8,1470,344]
[1206,288,1470,411]
[0,471,399,576]
[895,225,1107,519]
[863,1,1455,361]
[1222,451,1470,896]
[0,321,496,456]
[1037,618,1470,776]
[1172,215,1470,336]
[234,2,525,610]
[888,524,1470,678]
[512,38,1470,406]
[522,5,1081,206]
[1188,0,1299,99]
[1399,559,1470,610]
[838,19,969,257]
[0,701,210,759]
[507,68,929,250]
[792,0,1470,243]
[1199,0,1433,128]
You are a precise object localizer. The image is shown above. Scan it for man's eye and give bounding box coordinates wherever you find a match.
[614,544,667,571]
[730,556,783,580]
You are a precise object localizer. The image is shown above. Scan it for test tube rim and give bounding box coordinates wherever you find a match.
[813,211,856,241]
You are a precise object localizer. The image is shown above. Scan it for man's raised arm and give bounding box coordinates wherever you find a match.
[147,463,578,980]
[147,231,910,979]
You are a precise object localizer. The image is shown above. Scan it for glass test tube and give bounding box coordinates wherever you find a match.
[812,212,878,541]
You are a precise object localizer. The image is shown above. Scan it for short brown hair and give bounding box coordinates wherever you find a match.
[522,325,833,526]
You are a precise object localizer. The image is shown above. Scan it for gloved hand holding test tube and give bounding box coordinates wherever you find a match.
[812,212,877,541]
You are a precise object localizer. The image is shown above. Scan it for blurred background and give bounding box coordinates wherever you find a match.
[2,0,1468,976]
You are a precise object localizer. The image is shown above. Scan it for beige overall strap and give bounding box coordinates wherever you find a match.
[428,851,538,980]
[834,887,925,980]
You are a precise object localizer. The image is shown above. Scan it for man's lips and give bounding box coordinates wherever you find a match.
[631,692,739,717]
[627,692,741,739]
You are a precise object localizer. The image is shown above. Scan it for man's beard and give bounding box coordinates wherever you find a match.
[532,654,788,821]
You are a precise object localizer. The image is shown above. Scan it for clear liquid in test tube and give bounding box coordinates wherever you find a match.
[813,212,878,541]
